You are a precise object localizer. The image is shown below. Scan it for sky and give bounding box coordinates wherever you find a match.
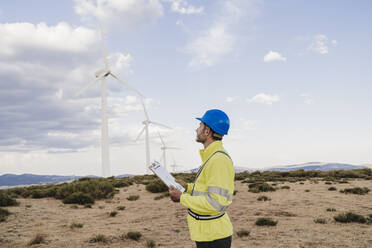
[0,0,371,176]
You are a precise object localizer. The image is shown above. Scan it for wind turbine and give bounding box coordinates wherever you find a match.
[169,154,182,173]
[135,106,172,173]
[76,24,144,177]
[157,131,180,171]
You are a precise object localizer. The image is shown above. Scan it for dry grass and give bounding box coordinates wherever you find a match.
[0,175,371,247]
[27,233,46,246]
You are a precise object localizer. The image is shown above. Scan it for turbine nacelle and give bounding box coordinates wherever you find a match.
[95,69,110,78]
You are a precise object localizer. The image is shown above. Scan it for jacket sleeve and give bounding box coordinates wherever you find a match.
[186,183,194,194]
[180,154,234,215]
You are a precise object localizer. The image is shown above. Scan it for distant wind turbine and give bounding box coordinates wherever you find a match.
[157,131,180,171]
[76,23,143,177]
[135,105,172,174]
[169,154,182,173]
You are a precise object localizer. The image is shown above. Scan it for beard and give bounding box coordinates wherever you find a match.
[196,133,206,143]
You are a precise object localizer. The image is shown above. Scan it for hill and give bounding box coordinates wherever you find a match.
[266,162,367,171]
[0,169,371,247]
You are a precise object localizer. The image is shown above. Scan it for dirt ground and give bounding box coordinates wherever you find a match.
[1,179,371,248]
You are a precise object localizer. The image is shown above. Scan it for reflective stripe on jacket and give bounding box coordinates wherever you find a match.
[180,141,234,242]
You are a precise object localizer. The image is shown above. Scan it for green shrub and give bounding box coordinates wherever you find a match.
[109,211,118,217]
[314,218,327,224]
[367,214,372,223]
[257,196,270,201]
[0,207,11,222]
[126,231,142,241]
[146,239,156,248]
[112,180,132,188]
[334,212,367,223]
[0,191,19,207]
[56,179,115,200]
[338,180,349,184]
[154,192,169,200]
[70,222,84,229]
[327,208,336,212]
[127,195,140,201]
[281,186,290,190]
[248,183,276,193]
[233,190,238,195]
[328,187,337,191]
[62,192,94,205]
[340,187,370,195]
[305,189,310,192]
[145,180,168,193]
[235,173,249,181]
[325,181,332,185]
[31,189,45,199]
[117,206,126,211]
[255,218,277,226]
[28,233,46,246]
[236,229,250,237]
[89,234,108,243]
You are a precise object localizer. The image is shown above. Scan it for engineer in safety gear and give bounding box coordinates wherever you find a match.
[169,109,234,248]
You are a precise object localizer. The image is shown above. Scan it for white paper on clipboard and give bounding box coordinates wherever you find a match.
[149,161,185,193]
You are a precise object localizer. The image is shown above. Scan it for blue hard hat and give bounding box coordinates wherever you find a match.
[196,109,230,135]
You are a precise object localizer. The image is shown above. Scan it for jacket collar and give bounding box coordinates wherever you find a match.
[199,140,223,163]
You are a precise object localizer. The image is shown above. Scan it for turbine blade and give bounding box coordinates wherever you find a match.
[135,126,146,141]
[157,130,165,146]
[109,73,151,121]
[110,73,144,97]
[139,96,150,121]
[75,77,101,97]
[98,22,109,71]
[149,121,172,129]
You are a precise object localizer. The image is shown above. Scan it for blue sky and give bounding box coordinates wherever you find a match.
[0,0,371,176]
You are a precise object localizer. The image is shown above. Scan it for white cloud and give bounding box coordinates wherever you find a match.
[74,0,163,28]
[56,89,64,99]
[0,22,96,58]
[186,24,235,67]
[225,96,238,102]
[125,95,137,104]
[185,0,261,68]
[165,0,204,15]
[248,93,280,105]
[241,119,259,130]
[109,53,133,74]
[263,51,286,62]
[301,93,314,105]
[308,34,337,55]
[0,20,135,153]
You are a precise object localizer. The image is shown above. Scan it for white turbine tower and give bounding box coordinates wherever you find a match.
[76,24,143,177]
[135,106,171,173]
[157,131,179,171]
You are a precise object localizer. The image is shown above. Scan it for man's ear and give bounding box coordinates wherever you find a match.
[204,126,211,136]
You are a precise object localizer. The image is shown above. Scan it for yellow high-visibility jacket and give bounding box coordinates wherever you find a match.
[180,141,234,242]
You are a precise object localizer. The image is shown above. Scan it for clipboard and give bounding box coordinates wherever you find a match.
[149,161,185,193]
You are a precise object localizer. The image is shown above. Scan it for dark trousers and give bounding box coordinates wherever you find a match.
[195,236,232,248]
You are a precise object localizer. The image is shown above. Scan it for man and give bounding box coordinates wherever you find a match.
[169,109,234,248]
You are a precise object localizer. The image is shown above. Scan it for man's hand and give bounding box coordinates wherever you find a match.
[169,185,182,202]
[176,179,187,190]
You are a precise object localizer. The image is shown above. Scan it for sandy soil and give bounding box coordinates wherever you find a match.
[1,179,371,248]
